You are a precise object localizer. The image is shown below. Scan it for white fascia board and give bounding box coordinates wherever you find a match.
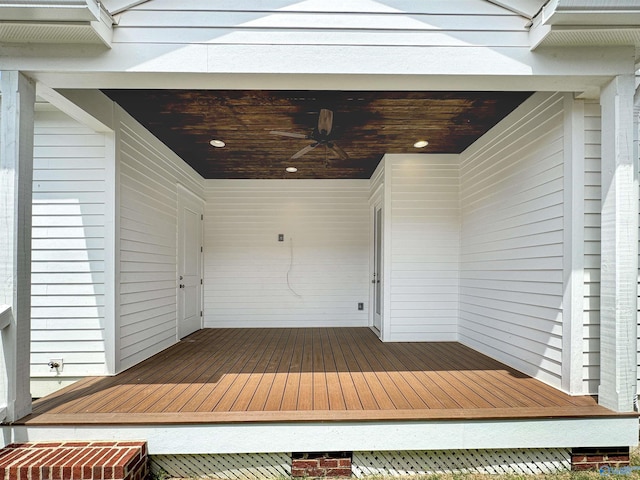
[92,7,114,46]
[545,11,640,26]
[541,0,640,25]
[0,0,101,22]
[1,43,635,92]
[10,417,640,454]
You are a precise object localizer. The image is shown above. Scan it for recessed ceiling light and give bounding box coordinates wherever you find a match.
[209,139,225,148]
[413,140,429,148]
[285,167,298,173]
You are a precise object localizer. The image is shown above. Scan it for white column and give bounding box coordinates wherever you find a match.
[562,94,585,395]
[598,74,638,412]
[0,71,35,422]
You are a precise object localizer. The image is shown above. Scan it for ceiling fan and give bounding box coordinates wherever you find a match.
[270,109,349,160]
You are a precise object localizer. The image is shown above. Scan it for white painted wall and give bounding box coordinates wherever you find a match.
[385,154,460,342]
[114,1,529,49]
[30,98,207,387]
[117,106,204,371]
[31,107,108,397]
[459,92,566,389]
[203,180,370,328]
[370,159,384,201]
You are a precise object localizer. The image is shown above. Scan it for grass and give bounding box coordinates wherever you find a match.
[365,472,631,479]
[153,467,639,480]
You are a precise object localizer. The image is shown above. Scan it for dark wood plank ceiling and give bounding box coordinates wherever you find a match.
[102,90,532,179]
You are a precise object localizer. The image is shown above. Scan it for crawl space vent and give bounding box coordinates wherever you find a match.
[352,449,571,476]
[150,453,291,479]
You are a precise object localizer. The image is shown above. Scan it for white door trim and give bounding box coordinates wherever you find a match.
[177,183,205,339]
[369,187,383,338]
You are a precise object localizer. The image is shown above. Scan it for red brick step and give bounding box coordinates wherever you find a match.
[0,441,147,480]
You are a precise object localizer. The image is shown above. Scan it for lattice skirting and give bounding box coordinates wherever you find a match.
[150,453,291,479]
[151,449,571,478]
[352,449,572,476]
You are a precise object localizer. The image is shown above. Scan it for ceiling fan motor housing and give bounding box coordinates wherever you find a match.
[272,108,349,160]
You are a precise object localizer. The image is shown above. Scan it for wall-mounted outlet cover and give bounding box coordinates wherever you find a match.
[48,359,63,373]
[358,302,364,311]
[278,234,284,242]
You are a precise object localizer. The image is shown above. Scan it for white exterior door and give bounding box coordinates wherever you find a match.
[177,185,204,339]
[372,202,383,334]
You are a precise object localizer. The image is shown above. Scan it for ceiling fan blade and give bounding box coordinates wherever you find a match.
[291,143,318,159]
[270,130,308,139]
[317,109,333,135]
[329,143,349,160]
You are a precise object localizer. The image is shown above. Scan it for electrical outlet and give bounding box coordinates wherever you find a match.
[358,302,364,311]
[278,234,284,242]
[48,359,63,373]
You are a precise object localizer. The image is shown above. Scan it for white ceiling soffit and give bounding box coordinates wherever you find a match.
[530,0,640,50]
[486,0,547,19]
[0,0,113,46]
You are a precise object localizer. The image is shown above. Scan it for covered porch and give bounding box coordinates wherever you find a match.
[1,0,640,461]
[15,328,636,455]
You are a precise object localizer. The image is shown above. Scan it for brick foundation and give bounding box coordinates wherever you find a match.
[0,441,147,480]
[571,447,630,471]
[292,452,352,477]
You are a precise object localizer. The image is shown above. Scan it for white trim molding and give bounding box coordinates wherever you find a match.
[9,417,639,455]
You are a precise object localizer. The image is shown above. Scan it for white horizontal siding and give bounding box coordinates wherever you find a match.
[117,106,204,371]
[125,0,521,14]
[370,159,384,202]
[31,109,107,381]
[583,101,601,395]
[387,154,460,341]
[204,180,369,328]
[113,0,529,47]
[459,92,565,389]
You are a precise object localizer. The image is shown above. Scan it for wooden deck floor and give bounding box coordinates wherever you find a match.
[21,328,626,425]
